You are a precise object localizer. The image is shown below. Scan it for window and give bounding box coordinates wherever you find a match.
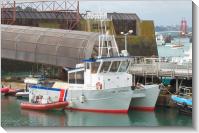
[100,61,111,73]
[76,71,84,84]
[69,70,84,84]
[118,61,129,72]
[86,63,90,69]
[109,61,121,72]
[91,62,100,73]
[69,73,75,84]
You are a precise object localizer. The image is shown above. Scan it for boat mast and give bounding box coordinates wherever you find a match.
[96,12,120,58]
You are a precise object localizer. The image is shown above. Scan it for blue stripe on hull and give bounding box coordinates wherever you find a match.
[64,90,68,101]
[31,85,61,91]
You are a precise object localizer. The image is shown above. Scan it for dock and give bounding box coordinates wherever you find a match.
[129,57,192,93]
[129,57,192,78]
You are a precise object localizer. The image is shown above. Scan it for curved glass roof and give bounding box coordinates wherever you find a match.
[1,24,100,67]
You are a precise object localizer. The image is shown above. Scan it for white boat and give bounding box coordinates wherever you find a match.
[28,23,135,113]
[130,84,160,111]
[156,34,165,46]
[29,56,134,113]
[171,44,184,49]
[16,92,29,98]
[165,43,183,48]
[171,44,192,64]
[66,57,134,113]
[171,37,185,49]
[16,77,42,99]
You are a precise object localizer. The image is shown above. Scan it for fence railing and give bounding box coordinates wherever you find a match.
[129,57,192,78]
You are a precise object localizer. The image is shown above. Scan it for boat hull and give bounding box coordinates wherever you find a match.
[21,102,68,110]
[171,95,192,114]
[16,92,29,98]
[1,87,9,93]
[4,88,24,96]
[29,86,133,113]
[171,95,192,106]
[130,84,160,111]
[65,87,133,113]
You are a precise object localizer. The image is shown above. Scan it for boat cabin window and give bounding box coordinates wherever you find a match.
[100,61,111,73]
[109,61,121,72]
[118,61,130,72]
[69,73,75,84]
[76,71,84,84]
[91,62,100,73]
[86,63,90,70]
[68,70,84,84]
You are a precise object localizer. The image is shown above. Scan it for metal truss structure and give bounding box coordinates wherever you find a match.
[1,0,80,30]
[1,0,16,24]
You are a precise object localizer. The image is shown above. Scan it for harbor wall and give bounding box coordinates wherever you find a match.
[78,19,158,56]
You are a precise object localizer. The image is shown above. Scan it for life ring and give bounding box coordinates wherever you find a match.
[96,82,102,90]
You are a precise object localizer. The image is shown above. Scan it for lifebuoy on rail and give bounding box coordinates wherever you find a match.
[96,82,102,90]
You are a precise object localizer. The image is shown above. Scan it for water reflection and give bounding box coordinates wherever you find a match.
[20,108,131,126]
[128,111,158,126]
[20,110,67,127]
[155,107,192,127]
[65,110,131,126]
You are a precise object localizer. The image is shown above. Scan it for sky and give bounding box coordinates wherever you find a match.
[79,0,192,26]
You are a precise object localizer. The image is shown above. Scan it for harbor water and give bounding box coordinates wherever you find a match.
[157,38,191,57]
[1,96,192,127]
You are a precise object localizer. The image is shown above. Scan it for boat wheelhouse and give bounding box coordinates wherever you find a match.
[67,56,133,91]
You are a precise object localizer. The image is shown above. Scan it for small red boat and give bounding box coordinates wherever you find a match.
[4,88,24,96]
[1,87,10,93]
[20,102,68,111]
